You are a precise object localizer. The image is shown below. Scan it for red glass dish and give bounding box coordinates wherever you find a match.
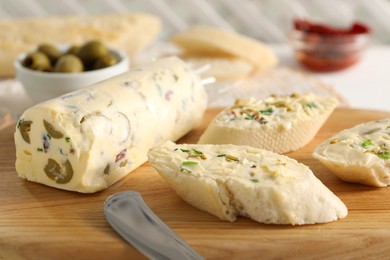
[291,19,370,72]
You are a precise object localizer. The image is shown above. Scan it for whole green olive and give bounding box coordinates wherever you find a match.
[66,45,80,56]
[37,44,62,65]
[94,54,118,70]
[54,54,84,73]
[22,51,52,71]
[78,40,108,65]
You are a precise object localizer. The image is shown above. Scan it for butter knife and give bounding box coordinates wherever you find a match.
[104,191,204,260]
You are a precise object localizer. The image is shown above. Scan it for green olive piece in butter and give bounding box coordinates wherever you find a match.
[44,158,73,184]
[103,164,110,175]
[19,120,33,144]
[43,120,63,139]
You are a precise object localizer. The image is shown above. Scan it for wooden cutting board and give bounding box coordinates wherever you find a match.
[1,108,390,259]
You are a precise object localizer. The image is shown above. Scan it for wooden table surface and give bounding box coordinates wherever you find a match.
[1,107,390,259]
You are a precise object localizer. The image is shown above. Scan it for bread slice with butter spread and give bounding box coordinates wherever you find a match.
[148,141,347,225]
[313,119,390,187]
[198,93,338,154]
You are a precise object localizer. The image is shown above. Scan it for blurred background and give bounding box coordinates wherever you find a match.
[1,0,390,44]
[1,0,390,123]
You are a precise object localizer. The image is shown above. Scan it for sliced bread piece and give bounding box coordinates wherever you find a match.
[148,141,347,225]
[313,119,390,187]
[170,26,278,74]
[198,93,338,154]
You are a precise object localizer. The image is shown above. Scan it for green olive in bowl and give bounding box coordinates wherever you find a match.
[15,45,129,103]
[54,54,84,73]
[66,45,80,56]
[37,44,62,65]
[78,40,109,65]
[22,51,52,71]
[94,54,119,70]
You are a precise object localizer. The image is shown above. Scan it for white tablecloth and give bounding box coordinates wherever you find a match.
[274,44,390,112]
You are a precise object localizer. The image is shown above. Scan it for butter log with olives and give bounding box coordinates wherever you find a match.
[14,57,207,193]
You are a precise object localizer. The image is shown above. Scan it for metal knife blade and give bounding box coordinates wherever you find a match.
[104,191,204,260]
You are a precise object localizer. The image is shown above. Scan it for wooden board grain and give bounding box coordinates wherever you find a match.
[1,108,390,259]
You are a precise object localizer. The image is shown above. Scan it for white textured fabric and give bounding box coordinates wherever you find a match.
[1,0,390,44]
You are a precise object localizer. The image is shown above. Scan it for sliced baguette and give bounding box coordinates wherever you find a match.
[148,141,348,225]
[170,26,278,76]
[198,93,338,154]
[313,119,390,187]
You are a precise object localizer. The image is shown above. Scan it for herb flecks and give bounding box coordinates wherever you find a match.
[225,154,239,162]
[182,161,198,166]
[361,139,374,149]
[178,148,207,160]
[217,153,240,162]
[379,151,390,159]
[260,108,273,115]
[330,138,340,144]
[363,128,381,135]
[305,102,318,109]
[180,161,198,173]
[192,149,203,154]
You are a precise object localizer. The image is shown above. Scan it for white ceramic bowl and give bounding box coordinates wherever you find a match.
[14,47,129,103]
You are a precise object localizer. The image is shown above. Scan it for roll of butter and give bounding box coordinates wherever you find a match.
[14,57,207,193]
